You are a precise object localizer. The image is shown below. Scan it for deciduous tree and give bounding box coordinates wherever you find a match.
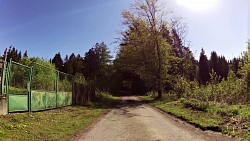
[116,0,173,99]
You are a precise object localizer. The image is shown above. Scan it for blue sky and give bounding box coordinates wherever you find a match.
[0,0,249,60]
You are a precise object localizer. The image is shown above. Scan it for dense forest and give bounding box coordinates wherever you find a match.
[1,0,249,106]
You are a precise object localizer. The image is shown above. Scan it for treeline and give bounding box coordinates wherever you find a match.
[1,42,112,91]
[52,42,112,90]
[198,49,240,85]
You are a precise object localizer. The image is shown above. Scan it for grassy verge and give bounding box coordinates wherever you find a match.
[140,95,250,141]
[0,93,119,141]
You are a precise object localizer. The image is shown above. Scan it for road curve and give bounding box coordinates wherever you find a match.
[73,96,238,141]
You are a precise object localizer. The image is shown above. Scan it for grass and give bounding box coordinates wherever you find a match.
[140,95,250,141]
[0,93,119,141]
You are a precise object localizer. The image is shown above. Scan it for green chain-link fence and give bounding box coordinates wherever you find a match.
[31,62,57,111]
[2,60,73,113]
[58,72,73,107]
[7,60,31,112]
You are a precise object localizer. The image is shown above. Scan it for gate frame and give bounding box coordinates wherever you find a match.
[6,59,32,113]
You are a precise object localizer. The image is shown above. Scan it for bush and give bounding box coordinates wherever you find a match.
[9,86,27,94]
[181,99,210,112]
[216,105,239,117]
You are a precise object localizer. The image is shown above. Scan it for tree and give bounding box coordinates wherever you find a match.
[238,40,250,102]
[229,57,240,77]
[62,55,69,73]
[210,51,219,75]
[67,53,76,75]
[83,42,112,90]
[167,28,197,81]
[23,50,28,58]
[116,0,173,99]
[217,56,229,79]
[3,46,22,62]
[198,48,210,85]
[73,54,84,75]
[52,52,63,71]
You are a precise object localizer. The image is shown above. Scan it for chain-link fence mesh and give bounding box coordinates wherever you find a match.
[58,72,73,106]
[8,61,30,112]
[31,63,57,111]
[1,61,74,113]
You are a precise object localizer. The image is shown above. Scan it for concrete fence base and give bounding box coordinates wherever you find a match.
[0,97,7,115]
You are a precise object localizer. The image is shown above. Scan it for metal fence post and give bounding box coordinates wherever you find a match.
[28,66,33,112]
[1,61,6,96]
[6,59,12,113]
[56,71,59,108]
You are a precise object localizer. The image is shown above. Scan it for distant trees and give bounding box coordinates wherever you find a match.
[1,41,112,91]
[229,57,240,77]
[3,46,22,62]
[50,42,112,90]
[209,51,229,80]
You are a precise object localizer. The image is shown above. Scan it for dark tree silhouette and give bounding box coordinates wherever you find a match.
[52,52,63,71]
[198,48,210,85]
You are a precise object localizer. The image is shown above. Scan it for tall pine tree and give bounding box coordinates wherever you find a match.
[198,48,210,85]
[52,52,63,71]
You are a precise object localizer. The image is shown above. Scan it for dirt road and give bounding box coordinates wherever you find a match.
[73,96,238,141]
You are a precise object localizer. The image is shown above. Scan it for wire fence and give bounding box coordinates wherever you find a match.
[2,60,74,112]
[8,61,31,112]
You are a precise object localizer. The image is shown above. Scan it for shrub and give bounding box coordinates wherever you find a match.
[182,99,210,112]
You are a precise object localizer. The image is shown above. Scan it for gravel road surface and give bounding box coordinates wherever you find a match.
[73,96,239,141]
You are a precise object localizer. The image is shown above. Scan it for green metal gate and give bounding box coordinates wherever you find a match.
[6,60,31,112]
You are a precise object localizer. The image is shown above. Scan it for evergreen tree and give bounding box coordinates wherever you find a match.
[67,53,76,75]
[52,52,63,71]
[23,50,28,58]
[62,55,69,73]
[218,56,229,79]
[198,48,210,85]
[210,51,219,74]
[3,46,21,62]
[18,51,22,61]
[229,57,240,77]
[83,42,112,90]
[73,54,84,75]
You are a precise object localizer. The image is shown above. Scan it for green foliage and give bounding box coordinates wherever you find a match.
[143,95,250,140]
[149,100,221,129]
[179,70,248,104]
[83,42,112,90]
[9,62,30,91]
[116,0,175,98]
[181,98,210,112]
[172,76,189,98]
[74,73,86,84]
[32,60,57,91]
[8,86,27,94]
[58,73,73,93]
